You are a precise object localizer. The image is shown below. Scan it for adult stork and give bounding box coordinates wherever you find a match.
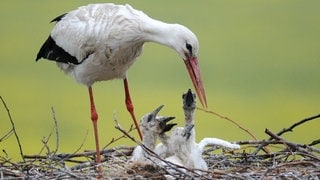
[36,3,207,167]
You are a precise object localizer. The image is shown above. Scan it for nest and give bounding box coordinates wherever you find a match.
[1,96,319,179]
[1,141,319,179]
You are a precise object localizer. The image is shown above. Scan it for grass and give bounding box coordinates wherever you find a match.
[1,0,320,162]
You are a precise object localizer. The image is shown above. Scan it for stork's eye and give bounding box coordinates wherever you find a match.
[186,43,193,55]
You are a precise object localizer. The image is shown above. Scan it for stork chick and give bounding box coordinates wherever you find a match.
[164,89,240,172]
[165,125,240,173]
[164,124,195,168]
[130,105,176,162]
[155,89,196,158]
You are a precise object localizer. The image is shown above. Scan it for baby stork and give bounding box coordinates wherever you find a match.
[164,89,240,172]
[155,89,196,158]
[130,105,176,163]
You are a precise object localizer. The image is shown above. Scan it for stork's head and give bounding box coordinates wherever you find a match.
[170,124,195,143]
[171,24,207,108]
[182,89,197,110]
[140,105,176,135]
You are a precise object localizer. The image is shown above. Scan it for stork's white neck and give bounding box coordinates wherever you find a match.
[142,131,157,150]
[184,108,195,125]
[142,18,181,51]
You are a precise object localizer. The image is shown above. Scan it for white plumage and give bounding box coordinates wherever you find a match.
[130,105,175,162]
[164,124,195,168]
[39,3,204,88]
[155,89,197,158]
[159,89,240,173]
[52,4,146,85]
[164,125,240,172]
[36,3,207,168]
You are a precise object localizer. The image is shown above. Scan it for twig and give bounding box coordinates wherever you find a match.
[144,154,198,179]
[56,129,90,164]
[265,128,320,161]
[68,129,89,156]
[37,109,64,158]
[309,139,320,146]
[0,96,25,162]
[276,114,320,137]
[41,137,51,157]
[197,107,259,141]
[113,113,139,145]
[38,124,55,155]
[70,161,93,171]
[254,114,320,155]
[276,160,319,168]
[0,129,13,142]
[24,149,110,161]
[235,140,320,154]
[51,107,59,156]
[197,107,269,154]
[102,124,136,150]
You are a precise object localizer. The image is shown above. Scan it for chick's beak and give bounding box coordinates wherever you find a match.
[158,116,176,134]
[184,57,207,108]
[158,116,175,123]
[151,105,164,116]
[183,124,195,139]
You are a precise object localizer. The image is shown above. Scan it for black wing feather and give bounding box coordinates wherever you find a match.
[36,35,80,64]
[50,13,68,23]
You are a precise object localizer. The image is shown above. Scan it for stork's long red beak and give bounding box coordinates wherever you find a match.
[184,57,207,108]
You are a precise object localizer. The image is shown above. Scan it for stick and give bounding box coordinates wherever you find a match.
[197,107,269,153]
[276,114,320,137]
[254,114,320,155]
[197,107,259,141]
[0,129,13,142]
[0,96,25,162]
[37,112,59,157]
[51,107,59,156]
[265,128,320,161]
[309,139,320,146]
[102,124,136,150]
[235,139,320,154]
[55,129,90,164]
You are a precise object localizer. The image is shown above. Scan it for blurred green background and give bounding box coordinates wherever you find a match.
[1,0,319,161]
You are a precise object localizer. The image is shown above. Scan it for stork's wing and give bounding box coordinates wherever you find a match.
[36,35,80,64]
[198,138,240,153]
[36,4,143,65]
[36,13,82,64]
[50,13,68,23]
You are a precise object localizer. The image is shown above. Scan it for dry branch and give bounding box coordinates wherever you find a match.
[0,96,25,162]
[197,107,270,153]
[265,128,320,161]
[276,114,320,137]
[254,113,320,155]
[197,107,258,141]
[51,107,60,156]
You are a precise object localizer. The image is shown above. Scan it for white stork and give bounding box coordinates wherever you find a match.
[36,3,207,167]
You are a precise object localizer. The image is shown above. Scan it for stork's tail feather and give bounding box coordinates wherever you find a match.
[36,35,80,65]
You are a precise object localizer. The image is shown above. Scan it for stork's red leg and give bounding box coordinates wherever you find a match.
[123,78,143,140]
[88,86,102,176]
